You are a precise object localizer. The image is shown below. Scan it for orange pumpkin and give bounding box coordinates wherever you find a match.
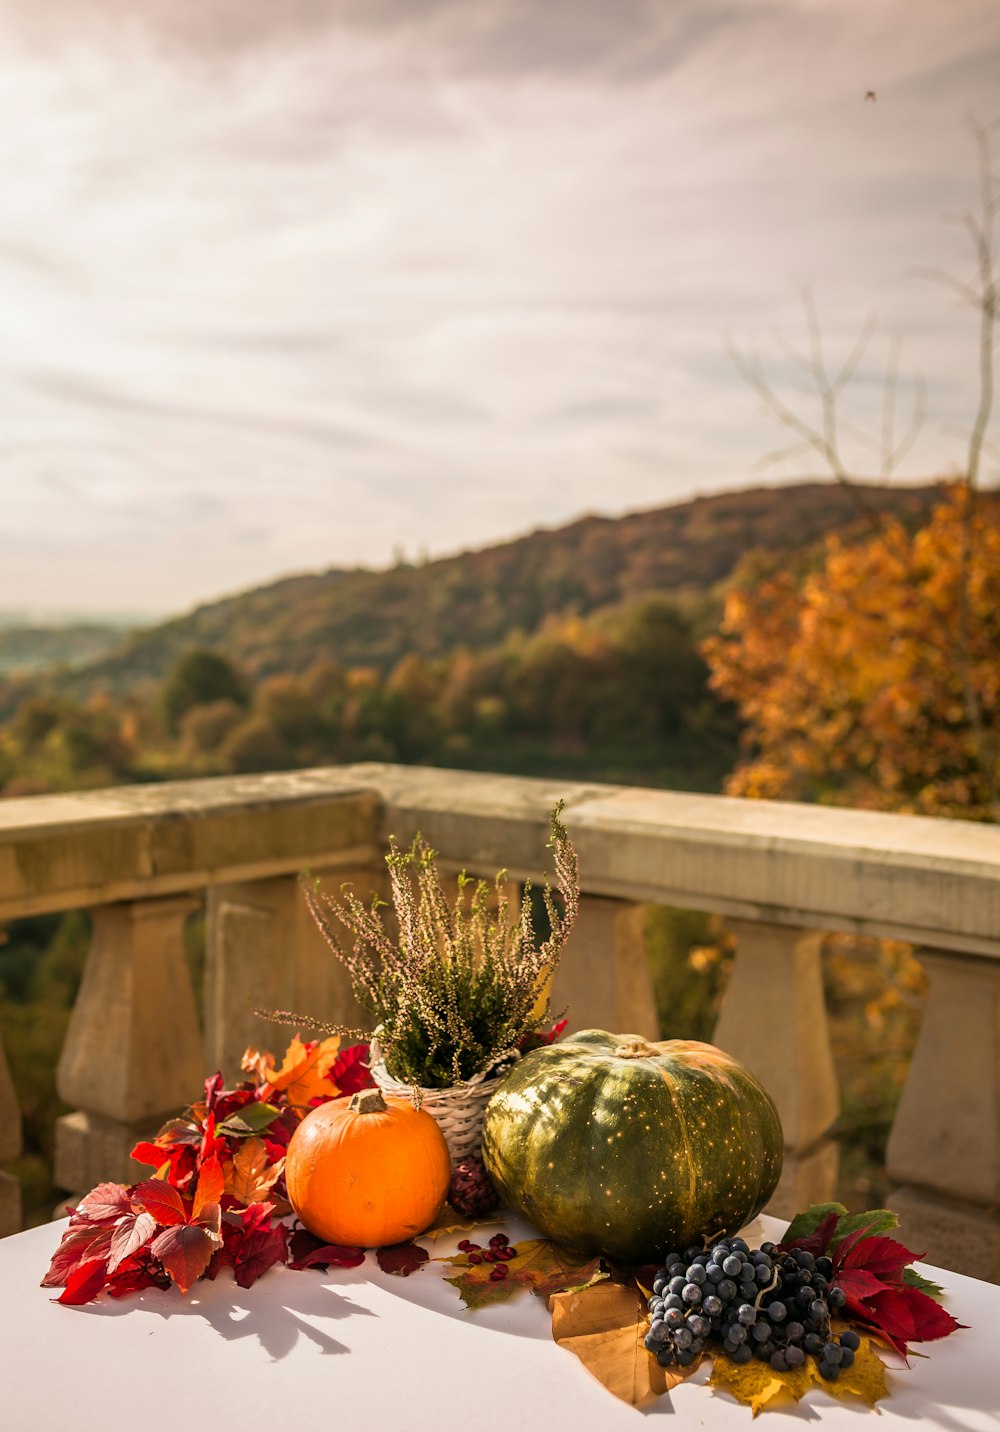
[285,1087,452,1247]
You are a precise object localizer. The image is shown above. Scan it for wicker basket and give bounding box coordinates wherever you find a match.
[369,1039,519,1163]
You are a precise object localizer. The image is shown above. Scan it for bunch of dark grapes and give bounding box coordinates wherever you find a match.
[644,1238,858,1378]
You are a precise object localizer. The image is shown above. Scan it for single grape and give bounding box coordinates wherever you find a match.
[822,1342,844,1365]
[677,1349,697,1367]
[829,1287,847,1309]
[731,1344,753,1365]
[644,1331,661,1352]
[668,1262,687,1278]
[652,1275,668,1296]
[796,1286,815,1308]
[664,1307,685,1328]
[688,1314,710,1338]
[673,1327,693,1350]
[785,1345,805,1368]
[785,1321,805,1343]
[686,1264,707,1285]
[723,1255,743,1277]
[755,1263,773,1285]
[809,1299,827,1322]
[803,1332,823,1355]
[727,1324,748,1344]
[768,1301,788,1322]
[656,1347,676,1368]
[664,1294,685,1312]
[737,1303,756,1326]
[760,1242,777,1257]
[682,1284,702,1305]
[752,1322,772,1343]
[706,1264,725,1284]
[792,1249,816,1270]
[749,1250,770,1266]
[839,1347,855,1370]
[689,1336,705,1355]
[662,1251,680,1269]
[839,1329,860,1351]
[770,1350,788,1372]
[730,1238,750,1255]
[684,1246,702,1262]
[669,1275,686,1295]
[702,1294,723,1317]
[812,1275,829,1294]
[819,1361,840,1381]
[816,1256,833,1277]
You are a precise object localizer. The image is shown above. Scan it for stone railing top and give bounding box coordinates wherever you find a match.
[0,763,998,955]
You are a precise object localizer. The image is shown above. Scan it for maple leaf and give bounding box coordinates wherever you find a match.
[708,1332,889,1415]
[286,1227,366,1271]
[224,1136,285,1205]
[442,1238,607,1310]
[550,1282,683,1407]
[41,1224,114,1288]
[55,1258,110,1307]
[264,1034,342,1107]
[377,1242,429,1277]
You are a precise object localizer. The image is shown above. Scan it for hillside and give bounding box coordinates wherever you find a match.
[0,624,125,676]
[52,481,942,699]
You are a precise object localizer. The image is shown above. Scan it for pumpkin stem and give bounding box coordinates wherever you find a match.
[350,1087,389,1115]
[614,1038,660,1059]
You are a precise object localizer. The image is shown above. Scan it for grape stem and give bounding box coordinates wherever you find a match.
[753,1266,780,1311]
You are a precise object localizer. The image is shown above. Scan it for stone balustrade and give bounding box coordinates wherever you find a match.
[0,764,997,1279]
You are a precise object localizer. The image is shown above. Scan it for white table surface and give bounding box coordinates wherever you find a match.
[1,1213,996,1432]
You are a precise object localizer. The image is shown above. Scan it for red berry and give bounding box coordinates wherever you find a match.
[483,1250,499,1262]
[499,1247,517,1261]
[468,1252,483,1265]
[458,1240,474,1252]
[489,1265,508,1282]
[490,1233,509,1249]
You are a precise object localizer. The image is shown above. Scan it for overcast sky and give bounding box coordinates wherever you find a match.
[1,0,999,618]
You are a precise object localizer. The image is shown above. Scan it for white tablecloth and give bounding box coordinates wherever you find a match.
[2,1213,997,1432]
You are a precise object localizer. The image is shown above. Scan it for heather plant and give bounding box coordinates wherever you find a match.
[302,803,579,1088]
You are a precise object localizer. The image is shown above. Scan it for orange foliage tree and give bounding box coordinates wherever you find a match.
[702,487,1000,819]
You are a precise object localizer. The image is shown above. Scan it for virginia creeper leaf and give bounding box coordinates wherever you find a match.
[287,1227,365,1270]
[376,1242,429,1277]
[150,1224,216,1294]
[107,1212,157,1275]
[41,1225,114,1287]
[72,1183,132,1225]
[55,1258,109,1306]
[132,1178,187,1227]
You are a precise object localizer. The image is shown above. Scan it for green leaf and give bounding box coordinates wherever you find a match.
[782,1203,847,1245]
[829,1208,899,1249]
[218,1102,280,1136]
[902,1265,945,1301]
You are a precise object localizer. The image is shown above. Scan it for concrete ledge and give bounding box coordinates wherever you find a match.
[0,764,997,957]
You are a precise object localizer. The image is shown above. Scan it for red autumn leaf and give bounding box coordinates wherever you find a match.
[56,1257,109,1306]
[376,1242,429,1277]
[287,1227,365,1271]
[106,1247,171,1298]
[72,1183,132,1225]
[899,1285,966,1342]
[233,1221,289,1289]
[130,1142,172,1173]
[41,1224,114,1288]
[204,1071,225,1113]
[150,1224,216,1294]
[841,1234,919,1282]
[327,1043,375,1096]
[132,1178,187,1227]
[107,1212,158,1276]
[783,1209,841,1258]
[193,1154,224,1223]
[198,1112,224,1170]
[834,1267,893,1303]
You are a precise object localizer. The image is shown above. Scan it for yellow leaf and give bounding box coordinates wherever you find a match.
[241,1047,275,1081]
[551,1282,696,1407]
[420,1207,506,1241]
[223,1136,285,1206]
[263,1034,341,1106]
[708,1334,889,1416]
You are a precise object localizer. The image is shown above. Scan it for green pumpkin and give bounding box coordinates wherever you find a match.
[481,1029,783,1264]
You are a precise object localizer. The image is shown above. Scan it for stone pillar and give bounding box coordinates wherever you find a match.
[550,896,659,1039]
[0,1031,22,1237]
[55,896,204,1197]
[205,869,378,1082]
[886,949,1000,1281]
[713,920,840,1217]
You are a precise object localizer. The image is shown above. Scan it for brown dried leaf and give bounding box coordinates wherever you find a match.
[441,1238,606,1310]
[708,1333,889,1416]
[550,1282,694,1407]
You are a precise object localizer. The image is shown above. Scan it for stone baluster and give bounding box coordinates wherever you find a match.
[0,1031,22,1236]
[550,896,659,1039]
[713,920,840,1217]
[205,868,378,1082]
[55,896,205,1198]
[886,949,1000,1281]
